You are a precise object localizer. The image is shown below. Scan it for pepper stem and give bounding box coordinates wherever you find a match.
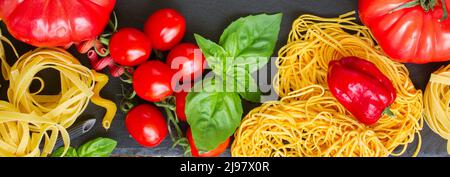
[382,107,395,118]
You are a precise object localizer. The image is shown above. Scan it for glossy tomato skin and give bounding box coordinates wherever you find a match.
[167,43,205,82]
[359,0,450,63]
[187,128,229,157]
[174,90,188,122]
[126,104,167,147]
[0,0,116,47]
[110,28,152,66]
[133,60,175,102]
[144,8,186,51]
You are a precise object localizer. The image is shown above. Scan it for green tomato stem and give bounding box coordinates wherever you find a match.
[119,67,134,84]
[99,36,110,46]
[163,106,177,143]
[161,102,191,155]
[390,0,448,20]
[164,107,183,138]
[93,43,110,57]
[163,107,188,150]
[108,11,118,32]
[441,0,448,20]
[153,49,165,61]
[119,100,135,114]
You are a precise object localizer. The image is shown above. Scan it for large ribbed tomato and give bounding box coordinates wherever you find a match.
[359,0,450,63]
[0,0,116,47]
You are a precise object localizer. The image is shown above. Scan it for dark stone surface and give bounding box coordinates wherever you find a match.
[1,0,449,157]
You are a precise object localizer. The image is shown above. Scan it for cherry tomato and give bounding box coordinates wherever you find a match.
[144,8,186,51]
[110,28,152,66]
[125,104,167,147]
[167,43,205,82]
[186,128,229,157]
[133,60,175,102]
[174,90,188,122]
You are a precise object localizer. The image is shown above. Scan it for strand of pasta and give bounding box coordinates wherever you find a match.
[0,27,18,80]
[424,65,450,154]
[232,12,423,157]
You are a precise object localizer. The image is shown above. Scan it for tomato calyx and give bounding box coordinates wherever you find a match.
[391,0,449,20]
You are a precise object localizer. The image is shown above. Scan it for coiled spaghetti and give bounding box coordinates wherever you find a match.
[0,43,116,156]
[424,65,450,154]
[232,12,423,157]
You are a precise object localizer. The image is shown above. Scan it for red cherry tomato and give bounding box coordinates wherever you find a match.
[187,128,229,157]
[125,104,167,147]
[174,90,188,122]
[167,43,205,82]
[109,28,152,66]
[144,8,186,51]
[133,60,175,102]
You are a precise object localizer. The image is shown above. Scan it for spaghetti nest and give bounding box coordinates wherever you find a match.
[232,12,423,157]
[424,64,450,154]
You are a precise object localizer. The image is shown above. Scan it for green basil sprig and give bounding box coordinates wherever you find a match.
[51,137,117,157]
[187,13,282,152]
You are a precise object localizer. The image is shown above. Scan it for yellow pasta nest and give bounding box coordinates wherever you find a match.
[232,12,423,157]
[424,64,450,154]
[1,30,116,157]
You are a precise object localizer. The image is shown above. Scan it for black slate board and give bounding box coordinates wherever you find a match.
[1,0,449,157]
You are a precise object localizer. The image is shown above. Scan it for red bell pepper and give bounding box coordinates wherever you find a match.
[327,57,396,125]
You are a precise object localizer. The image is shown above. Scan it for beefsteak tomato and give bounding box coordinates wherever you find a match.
[359,0,450,63]
[0,0,116,47]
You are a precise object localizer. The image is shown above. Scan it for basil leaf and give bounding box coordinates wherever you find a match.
[51,147,78,157]
[220,13,282,72]
[236,72,261,103]
[239,89,261,103]
[194,34,228,76]
[187,13,283,151]
[77,137,117,157]
[221,66,261,102]
[186,80,243,151]
[231,56,269,74]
